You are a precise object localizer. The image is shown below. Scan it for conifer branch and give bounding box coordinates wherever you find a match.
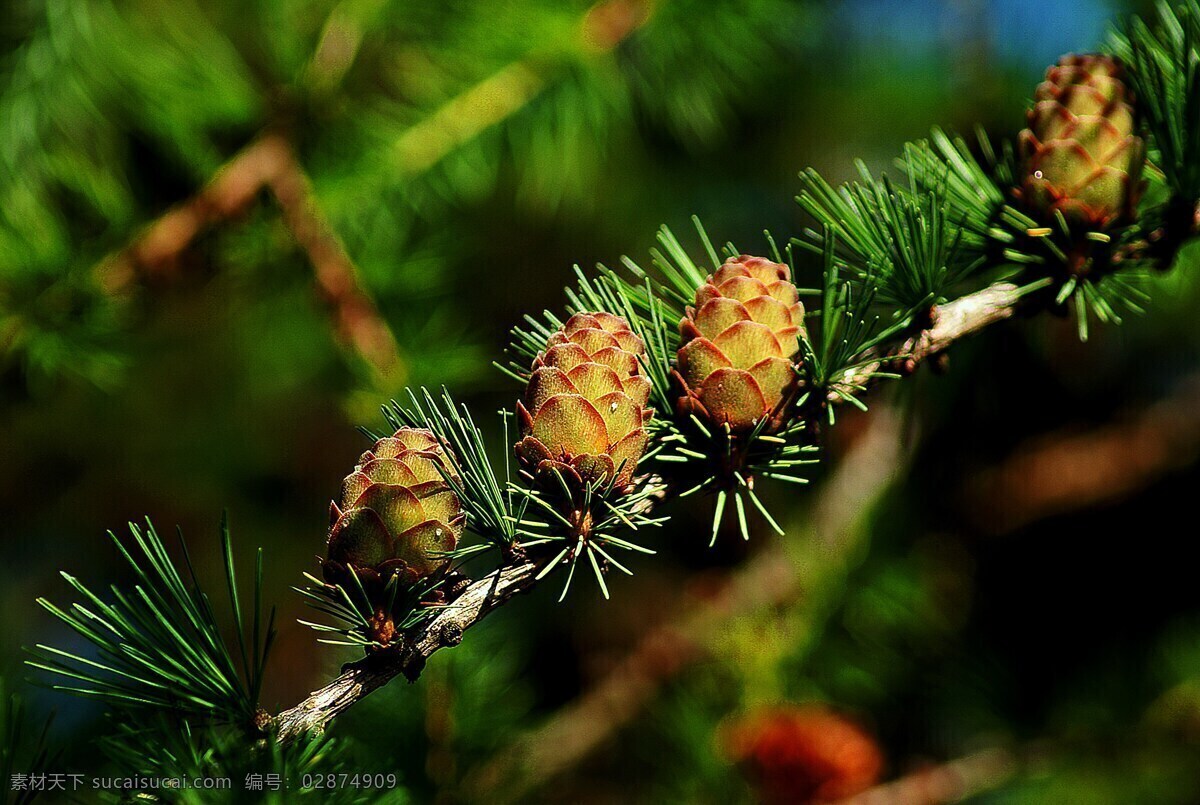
[835,747,1015,804]
[273,561,539,742]
[272,276,1112,752]
[21,1,1200,785]
[831,280,1024,400]
[389,0,652,177]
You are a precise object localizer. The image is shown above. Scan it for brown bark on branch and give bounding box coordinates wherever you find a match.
[833,281,1026,398]
[837,748,1016,805]
[896,282,1025,364]
[273,561,538,742]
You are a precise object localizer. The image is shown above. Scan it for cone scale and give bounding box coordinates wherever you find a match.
[323,427,464,642]
[673,255,805,435]
[515,312,654,502]
[1018,54,1145,232]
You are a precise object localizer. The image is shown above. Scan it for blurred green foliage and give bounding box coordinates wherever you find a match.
[0,0,811,398]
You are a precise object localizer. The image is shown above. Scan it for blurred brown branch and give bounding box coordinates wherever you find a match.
[94,133,287,289]
[268,148,402,378]
[964,373,1200,534]
[94,132,403,379]
[85,0,658,384]
[837,747,1016,805]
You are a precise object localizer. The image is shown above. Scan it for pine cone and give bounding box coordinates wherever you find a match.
[1018,53,1145,229]
[323,428,463,590]
[674,255,804,432]
[722,706,883,804]
[516,312,652,493]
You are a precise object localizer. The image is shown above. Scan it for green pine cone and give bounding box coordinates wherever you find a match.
[323,428,463,589]
[515,312,653,492]
[1018,53,1145,229]
[674,255,804,432]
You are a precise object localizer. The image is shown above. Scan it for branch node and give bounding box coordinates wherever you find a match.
[439,622,465,647]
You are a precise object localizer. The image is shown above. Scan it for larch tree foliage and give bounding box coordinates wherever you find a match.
[7,0,1200,801]
[0,0,805,397]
